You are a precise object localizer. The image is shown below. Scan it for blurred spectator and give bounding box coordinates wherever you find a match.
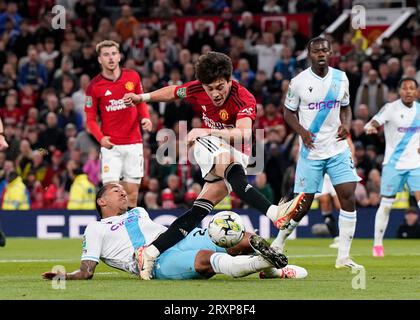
[67,167,96,210]
[161,187,176,209]
[353,141,373,181]
[354,69,388,118]
[38,112,67,153]
[39,38,59,65]
[31,150,47,185]
[256,102,285,135]
[248,32,283,79]
[166,174,185,207]
[187,19,214,54]
[144,191,160,209]
[115,5,139,42]
[3,122,20,161]
[0,93,23,126]
[26,171,44,210]
[71,74,90,122]
[0,63,17,106]
[57,97,83,131]
[15,139,33,180]
[44,174,68,209]
[253,172,274,203]
[1,171,30,210]
[233,58,255,87]
[273,47,297,81]
[19,84,38,116]
[366,168,381,207]
[17,47,48,91]
[216,7,238,41]
[236,11,260,45]
[43,149,65,188]
[396,208,420,239]
[83,148,100,186]
[263,0,282,13]
[354,104,370,123]
[151,0,178,19]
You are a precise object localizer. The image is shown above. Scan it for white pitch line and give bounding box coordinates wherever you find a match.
[0,259,77,263]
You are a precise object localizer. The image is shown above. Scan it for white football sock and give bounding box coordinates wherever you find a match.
[210,253,272,278]
[374,198,394,246]
[270,219,299,252]
[417,200,420,209]
[337,209,357,260]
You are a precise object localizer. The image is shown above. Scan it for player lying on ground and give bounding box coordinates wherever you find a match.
[42,184,307,281]
[123,51,306,280]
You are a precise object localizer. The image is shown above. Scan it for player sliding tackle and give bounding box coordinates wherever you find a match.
[123,52,306,280]
[42,184,307,281]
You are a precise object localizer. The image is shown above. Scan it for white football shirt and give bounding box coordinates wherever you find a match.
[81,207,167,274]
[372,100,420,169]
[285,67,350,160]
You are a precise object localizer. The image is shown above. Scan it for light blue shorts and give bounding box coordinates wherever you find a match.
[153,228,227,280]
[294,149,361,194]
[380,164,420,197]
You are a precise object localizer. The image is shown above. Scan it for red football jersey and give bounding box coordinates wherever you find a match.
[174,80,256,130]
[85,68,150,145]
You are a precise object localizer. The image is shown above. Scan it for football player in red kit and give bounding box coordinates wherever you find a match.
[85,40,152,208]
[124,52,306,280]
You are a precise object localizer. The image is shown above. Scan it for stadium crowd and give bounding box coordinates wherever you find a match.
[0,0,420,210]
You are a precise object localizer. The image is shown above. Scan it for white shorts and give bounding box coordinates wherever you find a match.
[100,143,143,184]
[315,173,337,199]
[193,136,249,193]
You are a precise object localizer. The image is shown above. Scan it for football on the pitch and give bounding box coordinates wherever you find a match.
[208,211,245,248]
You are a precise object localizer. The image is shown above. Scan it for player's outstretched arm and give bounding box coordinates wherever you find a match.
[123,85,179,105]
[42,260,98,281]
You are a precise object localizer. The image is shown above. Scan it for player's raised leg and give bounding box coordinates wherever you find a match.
[212,152,306,230]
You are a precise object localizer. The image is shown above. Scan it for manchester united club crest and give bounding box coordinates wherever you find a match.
[125,81,135,91]
[219,109,229,121]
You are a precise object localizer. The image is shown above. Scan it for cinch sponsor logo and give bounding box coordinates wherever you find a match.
[110,215,138,231]
[397,126,420,133]
[308,100,340,110]
[105,99,132,112]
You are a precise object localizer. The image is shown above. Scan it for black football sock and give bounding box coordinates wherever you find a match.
[151,199,214,253]
[323,212,339,238]
[225,163,272,214]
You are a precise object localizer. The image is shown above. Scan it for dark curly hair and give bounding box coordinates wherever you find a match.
[195,51,232,84]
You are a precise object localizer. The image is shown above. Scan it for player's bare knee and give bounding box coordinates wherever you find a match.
[195,250,215,278]
[213,153,234,177]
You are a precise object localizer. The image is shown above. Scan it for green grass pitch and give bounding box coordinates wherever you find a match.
[1,238,419,300]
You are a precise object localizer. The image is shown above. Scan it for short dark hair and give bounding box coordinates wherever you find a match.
[195,52,232,84]
[307,37,331,51]
[405,207,418,215]
[398,77,418,89]
[95,184,111,218]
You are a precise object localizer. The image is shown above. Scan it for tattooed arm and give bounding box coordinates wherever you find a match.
[42,260,98,280]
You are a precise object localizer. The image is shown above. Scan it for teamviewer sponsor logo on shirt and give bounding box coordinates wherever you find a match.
[308,100,340,110]
[105,99,131,112]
